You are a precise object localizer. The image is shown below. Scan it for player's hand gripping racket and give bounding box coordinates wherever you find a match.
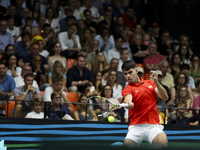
[84,96,128,118]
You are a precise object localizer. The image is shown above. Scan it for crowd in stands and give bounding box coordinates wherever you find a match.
[0,0,200,125]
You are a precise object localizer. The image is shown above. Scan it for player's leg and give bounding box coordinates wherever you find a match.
[123,139,137,147]
[152,132,168,147]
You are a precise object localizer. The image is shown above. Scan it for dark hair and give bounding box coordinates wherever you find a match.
[32,1,40,12]
[177,44,190,59]
[83,9,91,17]
[76,54,85,61]
[66,16,76,22]
[52,77,63,84]
[77,93,88,112]
[122,60,136,71]
[180,63,190,71]
[21,31,30,38]
[31,42,39,48]
[25,16,33,22]
[69,23,77,28]
[50,0,59,18]
[114,35,124,42]
[100,28,111,37]
[6,54,18,68]
[120,47,129,54]
[50,42,63,56]
[43,23,51,29]
[22,25,31,32]
[171,52,180,66]
[191,54,199,63]
[179,34,189,45]
[51,92,61,100]
[156,98,162,106]
[5,44,15,52]
[161,30,170,36]
[92,71,103,92]
[82,83,92,93]
[0,62,6,68]
[45,7,55,18]
[32,98,42,106]
[24,73,34,80]
[174,71,189,86]
[101,84,113,97]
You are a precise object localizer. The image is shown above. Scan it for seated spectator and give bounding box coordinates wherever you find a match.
[80,28,92,50]
[7,5,22,27]
[26,98,44,119]
[168,101,190,125]
[189,54,200,83]
[14,31,30,61]
[157,31,174,59]
[143,33,151,46]
[67,54,93,93]
[175,85,192,109]
[48,42,67,74]
[41,23,56,51]
[121,7,136,29]
[6,54,21,77]
[6,16,20,42]
[50,0,64,21]
[16,25,32,42]
[13,73,40,118]
[29,1,42,24]
[74,93,97,121]
[131,33,148,64]
[194,93,200,114]
[0,62,16,105]
[21,8,38,27]
[1,44,15,64]
[0,19,15,54]
[58,23,82,58]
[22,43,49,72]
[193,81,200,98]
[91,51,110,75]
[177,44,191,66]
[156,99,167,124]
[32,16,46,35]
[105,0,125,17]
[50,92,74,120]
[102,70,122,102]
[14,64,39,90]
[83,9,97,29]
[118,48,129,72]
[174,71,194,106]
[92,71,103,95]
[0,1,7,20]
[79,0,100,19]
[136,67,144,79]
[114,16,125,34]
[168,53,180,77]
[139,17,148,33]
[180,64,195,90]
[149,22,160,44]
[36,36,49,58]
[59,7,74,31]
[45,7,60,33]
[48,60,67,91]
[73,0,84,20]
[31,55,49,91]
[143,42,165,72]
[77,19,87,37]
[60,15,76,33]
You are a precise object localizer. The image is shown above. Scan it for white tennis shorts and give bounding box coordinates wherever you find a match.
[125,124,164,145]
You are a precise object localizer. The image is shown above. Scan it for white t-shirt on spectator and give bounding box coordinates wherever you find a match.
[6,67,22,77]
[43,87,66,102]
[40,50,49,58]
[26,111,44,119]
[46,18,60,33]
[6,26,20,37]
[14,76,39,90]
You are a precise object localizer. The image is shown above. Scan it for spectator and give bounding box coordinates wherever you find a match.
[0,62,16,105]
[168,53,181,77]
[14,0,24,19]
[48,42,67,74]
[143,42,165,72]
[1,44,15,64]
[168,101,190,125]
[21,8,38,27]
[74,93,97,121]
[118,48,129,72]
[77,19,87,37]
[156,99,167,124]
[131,33,148,63]
[36,36,49,58]
[29,1,42,23]
[16,25,32,41]
[6,54,21,77]
[175,85,192,109]
[139,17,148,33]
[67,54,93,93]
[14,64,39,90]
[6,17,20,42]
[95,27,115,53]
[7,4,22,27]
[136,67,144,79]
[43,77,71,108]
[73,0,84,20]
[26,98,44,119]
[50,92,74,120]
[189,55,200,83]
[31,54,49,91]
[194,94,200,114]
[14,31,30,62]
[177,44,191,66]
[48,60,67,91]
[80,0,100,19]
[58,23,81,54]
[59,8,75,31]
[143,33,151,46]
[0,19,15,54]
[114,16,125,33]
[83,9,97,29]
[32,15,46,35]
[50,0,64,21]
[105,0,125,17]
[150,22,160,44]
[180,64,195,90]
[0,0,7,20]
[13,73,40,118]
[157,31,174,59]
[91,51,110,75]
[45,7,60,33]
[22,43,49,72]
[92,71,103,95]
[159,60,176,107]
[121,7,136,29]
[193,81,200,98]
[103,70,123,102]
[80,28,92,50]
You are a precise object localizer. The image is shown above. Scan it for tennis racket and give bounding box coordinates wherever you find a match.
[84,96,128,118]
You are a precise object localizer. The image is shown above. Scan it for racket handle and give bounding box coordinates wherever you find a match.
[118,103,128,107]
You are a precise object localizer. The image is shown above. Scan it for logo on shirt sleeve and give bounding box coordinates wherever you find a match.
[148,85,153,88]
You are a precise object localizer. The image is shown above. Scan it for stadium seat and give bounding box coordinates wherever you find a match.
[40,91,44,97]
[0,54,2,60]
[67,59,76,70]
[66,92,78,111]
[5,101,15,117]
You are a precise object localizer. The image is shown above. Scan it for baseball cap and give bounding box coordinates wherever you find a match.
[152,22,159,28]
[155,70,162,76]
[136,67,144,73]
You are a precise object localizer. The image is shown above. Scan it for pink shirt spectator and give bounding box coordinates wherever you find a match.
[143,55,164,66]
[194,95,200,109]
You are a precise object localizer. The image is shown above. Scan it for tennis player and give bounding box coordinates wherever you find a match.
[122,60,168,147]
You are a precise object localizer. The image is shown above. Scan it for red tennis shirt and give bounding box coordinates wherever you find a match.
[122,78,160,126]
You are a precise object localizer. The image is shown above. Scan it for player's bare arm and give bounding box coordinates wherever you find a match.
[124,94,134,109]
[150,70,168,101]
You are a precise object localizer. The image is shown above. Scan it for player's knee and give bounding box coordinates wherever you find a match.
[123,139,137,147]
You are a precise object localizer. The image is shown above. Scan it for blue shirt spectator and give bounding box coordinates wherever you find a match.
[50,104,72,120]
[95,35,115,53]
[14,41,29,60]
[105,2,125,17]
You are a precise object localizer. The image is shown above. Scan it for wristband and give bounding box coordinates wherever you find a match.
[33,72,37,75]
[23,92,26,95]
[79,80,81,85]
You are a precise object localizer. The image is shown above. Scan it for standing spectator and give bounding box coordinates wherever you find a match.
[14,64,39,90]
[168,53,180,77]
[177,44,191,65]
[6,54,21,77]
[143,42,164,72]
[67,54,93,93]
[13,73,40,118]
[189,55,200,83]
[6,17,20,42]
[0,62,16,105]
[121,7,136,29]
[0,19,15,54]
